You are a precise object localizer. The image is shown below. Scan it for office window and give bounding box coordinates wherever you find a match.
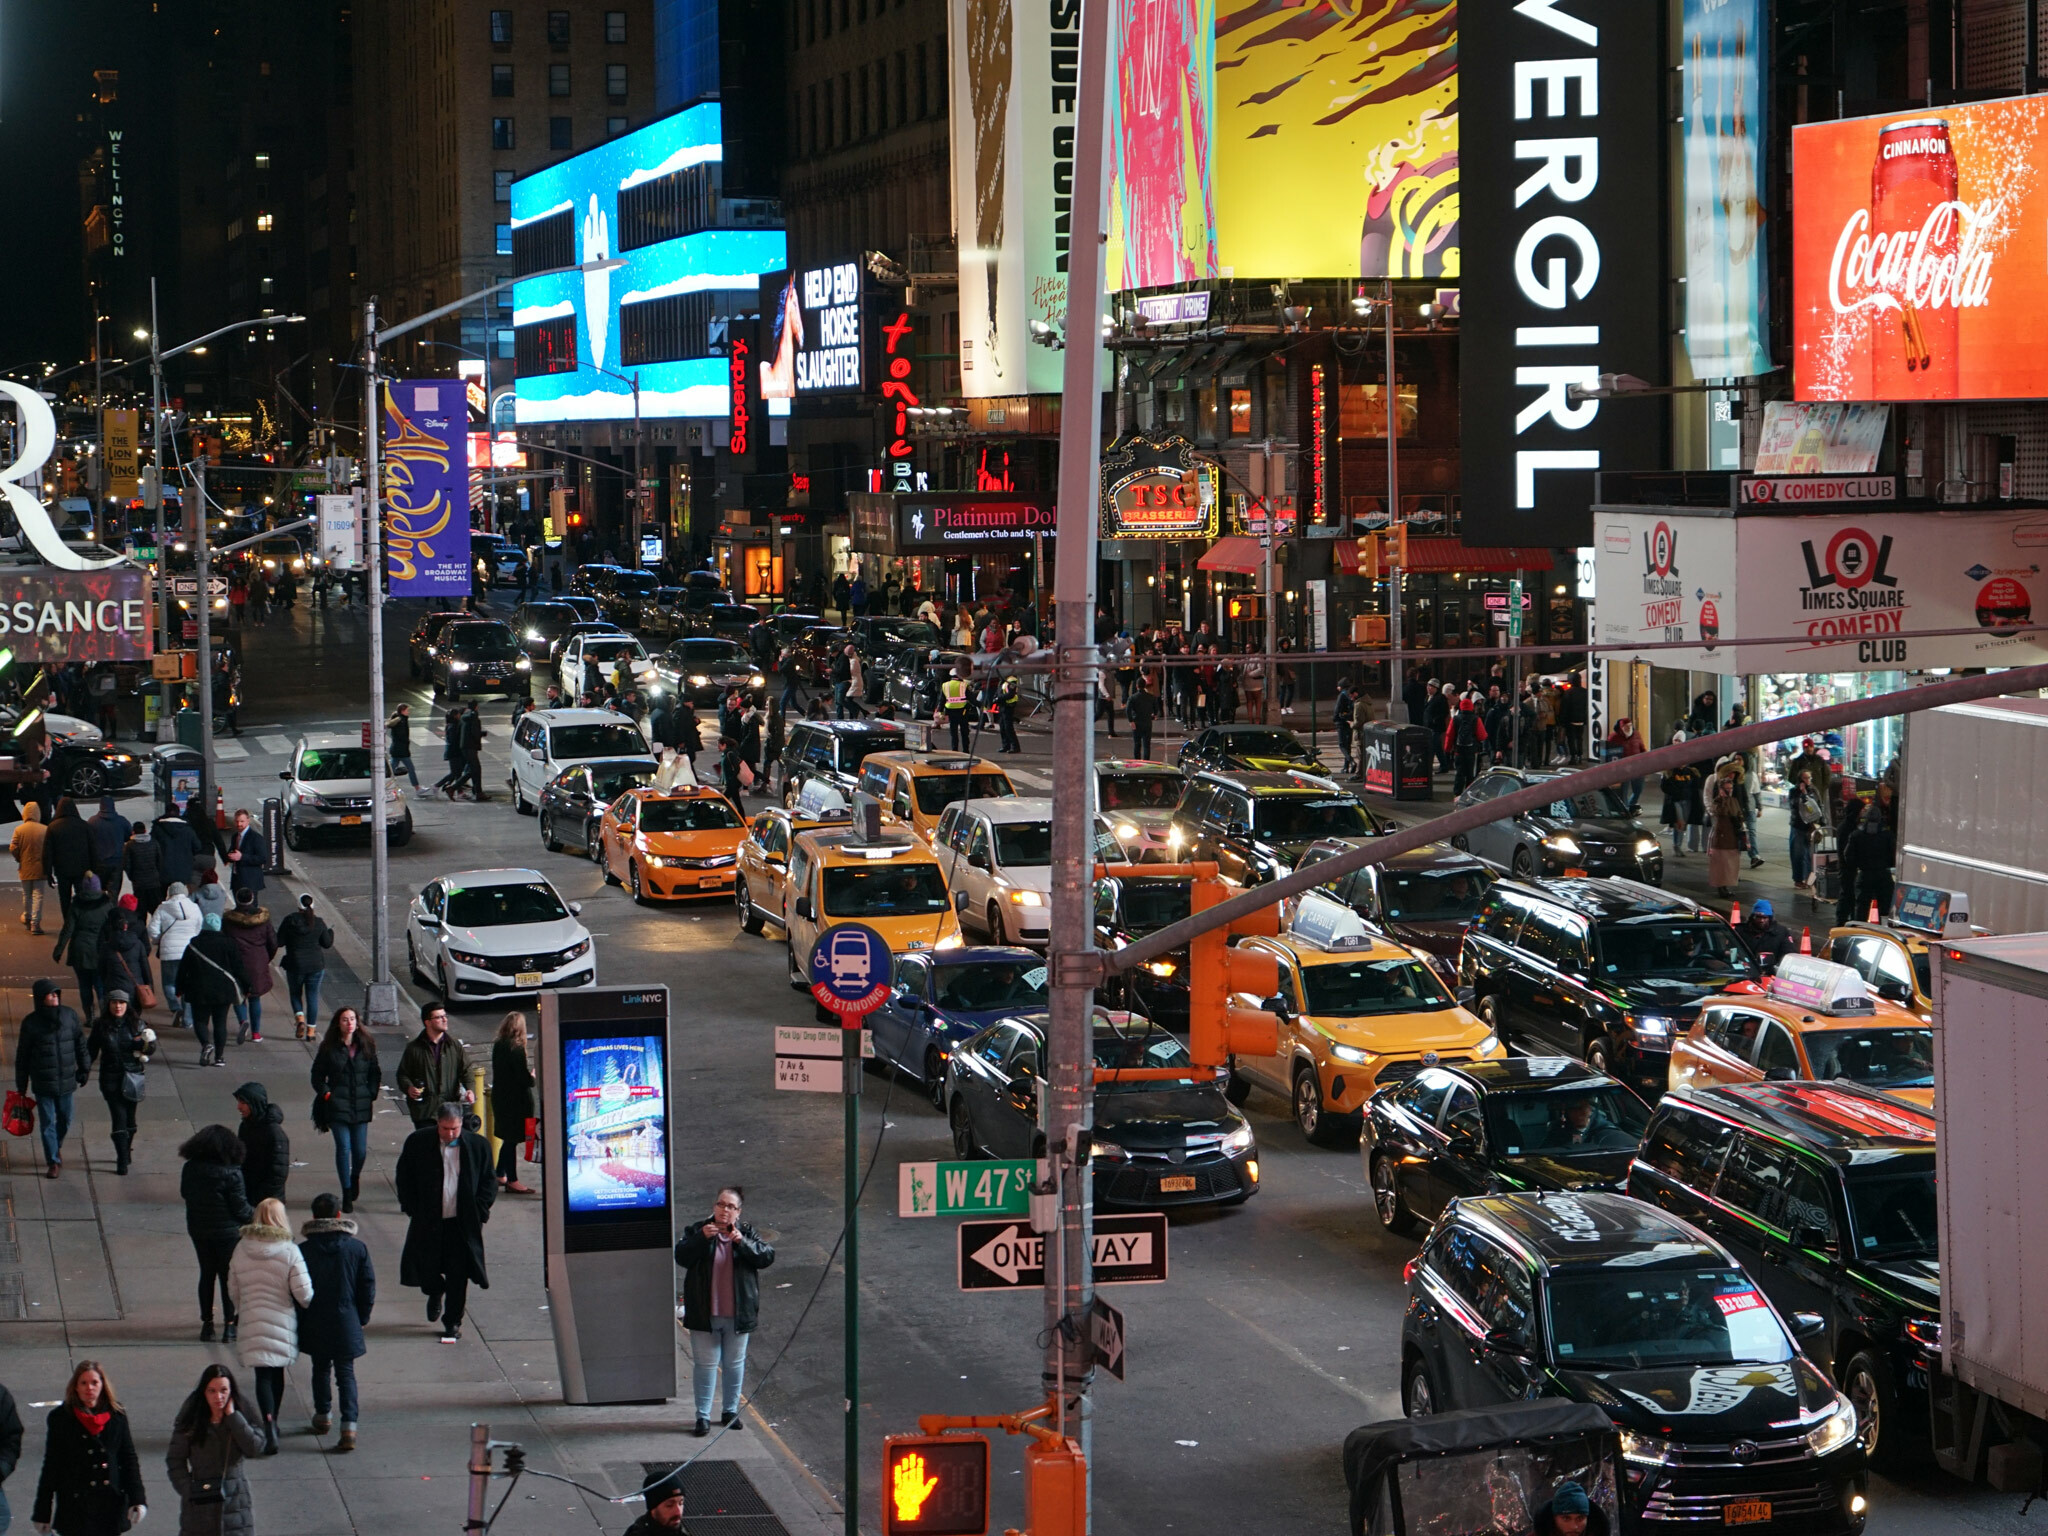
[492,117,516,150]
[494,169,514,201]
[491,64,514,97]
[860,64,871,137]
[916,43,929,118]
[606,63,628,100]
[497,329,515,361]
[605,11,626,43]
[549,63,570,96]
[840,72,851,141]
[489,9,512,44]
[608,116,628,136]
[496,224,513,256]
[894,52,908,128]
[1228,388,1251,433]
[550,116,573,151]
[253,152,271,170]
[259,276,275,295]
[255,212,274,232]
[547,10,570,45]
[805,0,816,44]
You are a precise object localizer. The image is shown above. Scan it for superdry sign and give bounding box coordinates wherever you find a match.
[1738,476,1897,505]
[1459,0,1668,548]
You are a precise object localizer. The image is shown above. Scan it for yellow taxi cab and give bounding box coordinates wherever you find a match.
[1670,953,1935,1106]
[595,785,747,904]
[1227,891,1506,1147]
[734,799,851,937]
[1826,882,1975,1021]
[854,750,1017,847]
[782,823,964,989]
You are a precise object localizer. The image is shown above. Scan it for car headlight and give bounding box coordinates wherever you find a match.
[1223,1123,1255,1153]
[295,791,325,808]
[1806,1398,1859,1457]
[1090,1137,1129,1164]
[1619,1429,1672,1466]
[689,674,709,686]
[750,674,765,688]
[1635,837,1659,855]
[446,948,490,968]
[516,657,531,670]
[1330,1043,1372,1065]
[526,630,543,642]
[1632,1014,1674,1037]
[1905,1317,1941,1350]
[1167,825,1188,848]
[1144,959,1177,978]
[386,783,406,802]
[1542,834,1582,856]
[1476,1034,1501,1056]
[562,938,593,960]
[1008,889,1044,907]
[1114,822,1140,841]
[450,661,470,672]
[934,932,965,951]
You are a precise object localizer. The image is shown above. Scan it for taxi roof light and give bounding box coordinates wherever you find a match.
[1288,890,1382,953]
[1767,954,1878,1017]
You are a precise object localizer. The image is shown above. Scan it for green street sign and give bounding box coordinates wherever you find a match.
[898,1159,1033,1218]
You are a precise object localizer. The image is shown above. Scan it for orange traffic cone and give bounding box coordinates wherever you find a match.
[1799,927,1812,954]
[1730,900,1742,926]
[1868,900,1880,923]
[214,786,226,828]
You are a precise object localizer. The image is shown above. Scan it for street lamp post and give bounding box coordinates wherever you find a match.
[578,360,643,565]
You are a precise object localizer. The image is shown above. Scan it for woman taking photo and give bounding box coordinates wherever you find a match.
[310,1006,381,1212]
[178,1123,253,1341]
[490,1012,536,1194]
[164,1365,262,1536]
[86,987,154,1175]
[31,1360,145,1536]
[226,1196,312,1456]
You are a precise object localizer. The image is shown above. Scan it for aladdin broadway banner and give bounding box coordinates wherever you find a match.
[382,380,472,597]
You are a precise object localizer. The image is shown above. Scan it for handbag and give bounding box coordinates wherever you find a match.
[121,1067,147,1103]
[189,1480,224,1506]
[311,1091,332,1134]
[3,1087,33,1137]
[136,981,158,1010]
[524,1115,540,1161]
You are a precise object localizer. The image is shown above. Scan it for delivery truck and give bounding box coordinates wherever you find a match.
[1898,696,2048,935]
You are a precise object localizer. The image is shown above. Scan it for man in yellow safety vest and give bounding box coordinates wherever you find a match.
[940,671,972,751]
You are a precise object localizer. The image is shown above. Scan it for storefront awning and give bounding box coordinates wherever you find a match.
[1197,536,1269,575]
[1337,537,1556,575]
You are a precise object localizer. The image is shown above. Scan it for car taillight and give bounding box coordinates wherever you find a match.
[1403,1257,1419,1284]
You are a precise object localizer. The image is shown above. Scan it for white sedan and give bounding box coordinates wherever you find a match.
[407,867,596,1001]
[559,632,650,700]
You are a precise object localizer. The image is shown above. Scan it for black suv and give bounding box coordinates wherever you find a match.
[1401,1192,1867,1531]
[1628,1082,1940,1469]
[1454,766,1664,884]
[1177,723,1330,776]
[779,718,907,804]
[427,619,531,699]
[1460,878,1760,1096]
[406,610,476,679]
[1169,770,1389,886]
[851,615,944,664]
[1295,836,1496,970]
[598,569,660,628]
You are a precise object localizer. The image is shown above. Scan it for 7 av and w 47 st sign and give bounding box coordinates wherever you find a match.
[956,1213,1169,1291]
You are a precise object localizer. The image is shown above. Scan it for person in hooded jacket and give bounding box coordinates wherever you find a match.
[1533,1479,1607,1536]
[180,913,248,1068]
[310,1007,380,1211]
[151,809,200,894]
[181,796,221,883]
[164,1364,263,1536]
[276,894,333,1040]
[87,989,153,1175]
[43,798,91,921]
[223,889,277,1044]
[226,1197,312,1456]
[97,895,151,1007]
[31,1360,145,1536]
[14,978,88,1177]
[178,1125,252,1340]
[10,800,47,933]
[54,873,112,1019]
[150,881,203,1027]
[194,869,228,926]
[231,1083,289,1207]
[84,797,129,902]
[120,823,162,917]
[297,1192,375,1452]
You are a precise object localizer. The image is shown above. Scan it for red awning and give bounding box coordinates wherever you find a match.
[1333,540,1363,574]
[1403,539,1554,575]
[1197,536,1269,575]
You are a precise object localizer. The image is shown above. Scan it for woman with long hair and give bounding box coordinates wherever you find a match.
[165,1364,262,1536]
[178,1123,254,1341]
[490,1011,537,1194]
[86,987,155,1175]
[310,1005,382,1211]
[31,1360,146,1535]
[226,1196,312,1456]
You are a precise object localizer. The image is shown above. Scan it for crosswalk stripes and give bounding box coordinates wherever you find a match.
[257,734,293,755]
[214,740,249,761]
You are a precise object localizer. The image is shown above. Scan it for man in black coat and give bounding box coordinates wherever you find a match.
[150,809,200,891]
[298,1192,376,1448]
[13,978,87,1177]
[225,807,267,898]
[85,795,130,901]
[395,1102,495,1342]
[0,1373,23,1531]
[43,798,92,919]
[233,1081,291,1204]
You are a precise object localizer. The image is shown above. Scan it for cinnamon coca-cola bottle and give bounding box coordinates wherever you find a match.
[1871,117,1960,399]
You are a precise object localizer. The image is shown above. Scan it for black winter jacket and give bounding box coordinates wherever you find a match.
[674,1218,776,1332]
[297,1217,376,1360]
[44,807,93,881]
[97,909,150,994]
[177,928,247,1008]
[151,816,200,887]
[232,1083,290,1205]
[310,1039,382,1127]
[86,804,130,867]
[490,1039,535,1131]
[0,1377,22,1488]
[56,892,113,973]
[87,1011,154,1096]
[32,1404,145,1536]
[276,909,333,975]
[120,832,162,894]
[179,1158,254,1243]
[13,1003,88,1099]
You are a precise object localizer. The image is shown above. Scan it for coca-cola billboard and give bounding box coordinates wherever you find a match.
[1794,99,2048,401]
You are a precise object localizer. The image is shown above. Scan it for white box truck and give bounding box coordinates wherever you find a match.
[1899,697,2048,936]
[1930,933,2048,1489]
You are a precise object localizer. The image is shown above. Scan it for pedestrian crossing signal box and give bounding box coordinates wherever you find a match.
[883,1435,989,1536]
[538,986,676,1405]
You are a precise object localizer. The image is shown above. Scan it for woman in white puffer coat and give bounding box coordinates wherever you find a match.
[226,1196,311,1457]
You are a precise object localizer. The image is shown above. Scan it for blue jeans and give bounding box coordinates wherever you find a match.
[236,995,265,1037]
[1,1480,12,1532]
[310,1354,359,1424]
[691,1318,750,1418]
[290,968,325,1025]
[37,1090,74,1167]
[1790,827,1814,885]
[333,1120,369,1193]
[390,752,420,789]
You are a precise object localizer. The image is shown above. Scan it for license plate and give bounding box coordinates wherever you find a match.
[340,815,363,826]
[698,875,725,888]
[1159,1175,1197,1193]
[515,971,543,988]
[1724,1500,1771,1526]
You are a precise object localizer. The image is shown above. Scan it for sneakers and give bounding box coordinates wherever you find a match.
[312,1415,331,1435]
[200,1046,213,1067]
[223,1321,238,1342]
[336,1428,356,1454]
[439,1326,460,1344]
[249,1031,264,1043]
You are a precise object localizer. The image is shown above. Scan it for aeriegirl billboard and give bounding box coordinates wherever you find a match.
[1794,98,2048,401]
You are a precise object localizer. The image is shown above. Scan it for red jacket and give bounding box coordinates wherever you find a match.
[1444,705,1488,753]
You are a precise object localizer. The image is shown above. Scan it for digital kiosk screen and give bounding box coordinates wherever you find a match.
[562,1034,668,1217]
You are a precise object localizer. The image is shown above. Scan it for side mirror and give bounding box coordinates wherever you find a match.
[1876,980,1913,1003]
[794,896,816,921]
[1260,994,1290,1020]
[567,901,582,915]
[765,851,787,867]
[1791,1310,1828,1341]
[418,916,443,929]
[969,850,991,871]
[1764,1065,1797,1081]
[1786,1223,1829,1257]
[1483,1328,1532,1360]
[278,770,292,780]
[1226,819,1251,840]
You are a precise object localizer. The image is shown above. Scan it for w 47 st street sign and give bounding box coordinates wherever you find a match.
[956,1213,1168,1291]
[898,1159,1031,1218]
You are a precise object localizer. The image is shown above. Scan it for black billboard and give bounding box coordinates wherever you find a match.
[1459,0,1667,549]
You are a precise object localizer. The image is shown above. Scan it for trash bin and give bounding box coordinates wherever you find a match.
[151,742,204,814]
[1359,723,1435,800]
[175,707,203,751]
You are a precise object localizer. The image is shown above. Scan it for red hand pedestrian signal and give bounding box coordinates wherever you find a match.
[891,1452,940,1523]
[880,1435,988,1535]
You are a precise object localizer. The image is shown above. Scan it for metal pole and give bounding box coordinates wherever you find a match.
[149,280,175,738]
[193,457,214,808]
[843,1024,860,1536]
[1047,0,1112,1486]
[464,1423,491,1535]
[1384,281,1402,722]
[1261,438,1276,724]
[364,301,397,1028]
[632,375,642,566]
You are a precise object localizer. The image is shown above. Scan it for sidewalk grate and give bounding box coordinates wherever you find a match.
[622,1461,785,1531]
[0,1271,25,1321]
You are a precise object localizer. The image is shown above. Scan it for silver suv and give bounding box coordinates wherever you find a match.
[279,732,414,849]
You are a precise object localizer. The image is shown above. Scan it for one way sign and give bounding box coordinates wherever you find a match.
[956,1213,1168,1291]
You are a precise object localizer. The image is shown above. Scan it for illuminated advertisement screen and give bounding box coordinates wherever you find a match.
[562,1034,668,1217]
[509,104,788,424]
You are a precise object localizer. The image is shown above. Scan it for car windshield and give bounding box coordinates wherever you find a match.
[1484,1086,1652,1156]
[298,748,373,781]
[551,723,649,759]
[993,822,1053,868]
[446,625,520,659]
[930,960,1049,1012]
[1093,1029,1198,1092]
[1546,1266,1795,1369]
[1542,787,1637,819]
[673,640,749,666]
[521,606,577,637]
[868,619,941,646]
[445,882,569,927]
[587,761,655,799]
[1116,881,1191,935]
[1845,1162,1938,1259]
[1380,866,1494,920]
[1299,957,1457,1015]
[821,863,951,917]
[1097,773,1183,811]
[584,639,645,663]
[614,574,657,595]
[914,772,1015,815]
[1598,919,1756,980]
[835,731,903,769]
[1803,1027,1935,1089]
[1220,731,1311,760]
[640,798,742,832]
[1255,798,1378,842]
[1912,952,1932,1000]
[561,597,599,620]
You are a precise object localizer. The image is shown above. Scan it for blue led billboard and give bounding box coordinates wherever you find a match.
[510,103,787,424]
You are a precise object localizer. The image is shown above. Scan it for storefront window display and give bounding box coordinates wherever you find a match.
[1754,672,1905,787]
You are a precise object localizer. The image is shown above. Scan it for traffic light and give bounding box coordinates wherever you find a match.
[1227,594,1262,621]
[1185,872,1281,1069]
[882,1435,989,1536]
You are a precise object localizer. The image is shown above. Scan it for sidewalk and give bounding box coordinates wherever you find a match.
[0,877,839,1536]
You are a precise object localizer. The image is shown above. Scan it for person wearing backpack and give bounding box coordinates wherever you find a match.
[1445,697,1488,793]
[1789,767,1825,892]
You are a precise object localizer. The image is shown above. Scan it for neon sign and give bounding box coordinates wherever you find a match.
[729,337,753,458]
[880,311,918,491]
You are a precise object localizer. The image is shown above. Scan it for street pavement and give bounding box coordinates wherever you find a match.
[0,593,2032,1535]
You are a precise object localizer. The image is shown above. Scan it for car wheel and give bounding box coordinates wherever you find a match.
[1476,993,1509,1048]
[437,961,453,1002]
[629,861,648,906]
[514,782,533,815]
[284,819,305,852]
[588,826,606,864]
[1511,845,1536,879]
[1583,1034,1615,1075]
[1402,1357,1439,1418]
[407,934,425,985]
[389,825,413,848]
[988,902,1007,945]
[541,812,563,854]
[600,843,620,885]
[1372,1152,1420,1236]
[923,1049,948,1113]
[787,944,808,991]
[737,878,764,935]
[1450,833,1469,852]
[68,763,106,798]
[1842,1349,1902,1465]
[1294,1065,1354,1148]
[949,1098,981,1160]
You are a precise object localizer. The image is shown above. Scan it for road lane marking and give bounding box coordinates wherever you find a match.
[214,741,249,761]
[258,735,293,754]
[1204,1296,1391,1413]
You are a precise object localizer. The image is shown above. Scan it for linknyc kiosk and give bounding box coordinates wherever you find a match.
[538,986,677,1403]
